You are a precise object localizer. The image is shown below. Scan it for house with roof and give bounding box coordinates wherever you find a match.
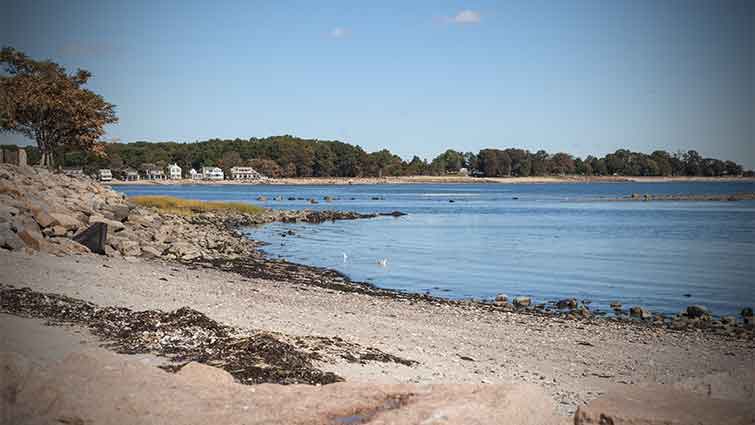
[124,168,140,181]
[229,166,267,180]
[167,163,182,179]
[98,169,113,182]
[201,167,224,180]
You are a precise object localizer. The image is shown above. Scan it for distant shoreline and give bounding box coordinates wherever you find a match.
[108,175,755,186]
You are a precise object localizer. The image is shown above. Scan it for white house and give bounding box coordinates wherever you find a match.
[145,168,166,180]
[98,169,112,182]
[167,163,182,179]
[189,168,201,180]
[124,169,140,181]
[201,167,224,180]
[229,166,267,180]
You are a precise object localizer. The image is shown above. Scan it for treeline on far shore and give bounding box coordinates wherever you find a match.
[3,135,752,178]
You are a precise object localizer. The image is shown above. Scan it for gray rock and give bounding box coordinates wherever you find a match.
[629,306,651,319]
[495,293,508,303]
[118,240,141,257]
[0,224,24,251]
[513,296,532,308]
[741,307,753,318]
[556,298,577,309]
[141,245,163,258]
[49,213,81,231]
[686,305,711,320]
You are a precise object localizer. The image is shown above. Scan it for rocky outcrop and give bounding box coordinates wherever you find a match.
[0,164,390,262]
[575,384,755,425]
[0,350,561,425]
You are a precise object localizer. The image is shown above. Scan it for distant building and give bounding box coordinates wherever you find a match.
[201,167,224,180]
[145,168,166,180]
[124,169,140,181]
[98,169,113,182]
[167,163,182,179]
[189,168,202,180]
[230,166,266,180]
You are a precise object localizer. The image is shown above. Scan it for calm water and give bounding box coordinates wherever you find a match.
[116,182,755,316]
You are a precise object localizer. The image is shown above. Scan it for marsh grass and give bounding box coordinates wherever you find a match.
[130,195,264,216]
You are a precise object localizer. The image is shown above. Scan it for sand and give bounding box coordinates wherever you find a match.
[1,250,752,416]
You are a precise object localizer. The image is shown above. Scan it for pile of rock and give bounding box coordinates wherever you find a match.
[0,164,383,262]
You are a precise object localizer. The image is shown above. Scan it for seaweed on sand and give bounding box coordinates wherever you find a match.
[0,286,416,385]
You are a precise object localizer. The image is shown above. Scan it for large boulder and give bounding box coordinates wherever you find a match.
[629,306,651,319]
[49,213,81,231]
[1,351,562,425]
[0,223,24,251]
[17,227,44,251]
[31,209,57,228]
[575,384,755,425]
[513,296,532,308]
[73,223,108,255]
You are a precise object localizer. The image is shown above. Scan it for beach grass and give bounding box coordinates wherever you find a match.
[130,195,264,216]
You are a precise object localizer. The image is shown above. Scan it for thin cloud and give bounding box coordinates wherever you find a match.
[448,10,481,24]
[330,27,350,38]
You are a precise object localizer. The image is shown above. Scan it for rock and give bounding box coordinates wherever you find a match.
[495,293,508,303]
[141,245,163,258]
[0,350,561,425]
[169,242,201,261]
[89,215,125,232]
[721,316,736,325]
[513,296,532,308]
[73,223,108,255]
[307,198,318,204]
[323,196,334,202]
[610,302,622,309]
[629,306,651,319]
[256,195,268,202]
[741,307,753,318]
[118,240,141,257]
[0,224,25,251]
[49,213,81,231]
[49,237,91,255]
[379,211,408,217]
[17,227,43,251]
[687,305,711,320]
[104,205,132,222]
[574,384,755,425]
[556,298,577,309]
[573,307,592,318]
[31,209,57,228]
[176,361,236,386]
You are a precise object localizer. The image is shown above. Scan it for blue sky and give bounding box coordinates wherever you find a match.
[2,0,753,167]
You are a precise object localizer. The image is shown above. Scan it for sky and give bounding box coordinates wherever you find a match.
[1,0,753,167]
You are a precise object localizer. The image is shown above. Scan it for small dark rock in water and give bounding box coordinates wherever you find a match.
[686,305,711,319]
[449,199,455,203]
[286,230,295,236]
[556,298,578,309]
[513,296,532,308]
[610,302,622,310]
[742,307,754,318]
[629,306,651,319]
[307,198,319,204]
[323,196,334,202]
[512,197,519,200]
[256,195,268,202]
[379,211,407,217]
[288,197,297,201]
[683,293,691,297]
[370,197,383,201]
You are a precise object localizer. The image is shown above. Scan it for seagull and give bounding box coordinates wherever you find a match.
[342,252,348,262]
[377,258,388,267]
